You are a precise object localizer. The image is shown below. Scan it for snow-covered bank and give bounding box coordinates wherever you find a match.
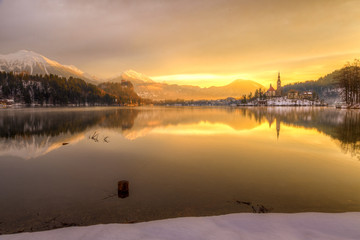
[238,97,327,106]
[1,213,360,240]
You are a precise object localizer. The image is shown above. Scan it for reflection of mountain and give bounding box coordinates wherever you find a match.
[1,107,359,160]
[0,108,139,159]
[0,107,262,158]
[0,134,84,159]
[120,108,260,139]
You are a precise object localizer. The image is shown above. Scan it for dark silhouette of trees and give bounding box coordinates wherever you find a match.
[98,81,145,105]
[0,72,125,105]
[337,59,360,105]
[282,70,340,100]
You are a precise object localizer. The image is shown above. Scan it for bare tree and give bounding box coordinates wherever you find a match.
[338,59,360,105]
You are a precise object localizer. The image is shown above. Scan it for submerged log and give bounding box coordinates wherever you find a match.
[118,180,129,198]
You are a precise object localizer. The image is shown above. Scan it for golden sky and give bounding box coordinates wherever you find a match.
[1,0,360,86]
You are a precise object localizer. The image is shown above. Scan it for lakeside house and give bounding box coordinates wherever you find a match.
[301,91,313,100]
[287,89,299,99]
[0,99,14,105]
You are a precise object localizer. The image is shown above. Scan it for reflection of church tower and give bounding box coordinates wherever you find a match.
[276,118,280,140]
[266,115,275,128]
[276,72,282,97]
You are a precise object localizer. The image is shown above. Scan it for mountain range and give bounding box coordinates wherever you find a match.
[0,50,265,100]
[110,71,265,100]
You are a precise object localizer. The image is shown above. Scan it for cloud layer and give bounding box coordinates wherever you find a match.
[0,0,359,85]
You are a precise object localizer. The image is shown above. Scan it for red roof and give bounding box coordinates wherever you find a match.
[267,85,275,92]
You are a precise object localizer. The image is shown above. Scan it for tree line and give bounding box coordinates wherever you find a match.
[98,81,151,105]
[0,72,147,105]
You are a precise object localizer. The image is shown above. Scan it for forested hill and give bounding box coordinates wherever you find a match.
[283,69,340,91]
[98,81,144,105]
[282,69,341,103]
[0,71,142,105]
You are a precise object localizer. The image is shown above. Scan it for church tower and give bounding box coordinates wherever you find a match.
[276,72,282,97]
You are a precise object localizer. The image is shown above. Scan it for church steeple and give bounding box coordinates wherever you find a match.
[276,72,282,97]
[277,72,281,89]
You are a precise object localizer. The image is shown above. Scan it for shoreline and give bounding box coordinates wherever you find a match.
[0,104,334,108]
[1,212,360,240]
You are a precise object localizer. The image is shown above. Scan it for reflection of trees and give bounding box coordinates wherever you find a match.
[246,107,342,130]
[0,111,102,138]
[335,111,360,160]
[0,108,140,159]
[245,107,360,160]
[0,108,139,139]
[1,107,359,160]
[100,109,139,130]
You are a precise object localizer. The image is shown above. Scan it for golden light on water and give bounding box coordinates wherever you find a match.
[152,122,251,135]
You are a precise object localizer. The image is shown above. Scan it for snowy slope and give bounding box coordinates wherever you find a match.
[0,50,98,84]
[1,213,360,240]
[121,69,154,83]
[109,69,154,84]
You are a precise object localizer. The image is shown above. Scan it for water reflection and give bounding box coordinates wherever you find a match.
[1,107,360,234]
[243,107,360,160]
[0,107,359,160]
[0,108,139,159]
[335,111,360,160]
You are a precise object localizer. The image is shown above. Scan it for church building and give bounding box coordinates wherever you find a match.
[265,84,276,97]
[266,72,282,97]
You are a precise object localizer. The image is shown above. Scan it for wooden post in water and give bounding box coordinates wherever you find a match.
[118,180,129,198]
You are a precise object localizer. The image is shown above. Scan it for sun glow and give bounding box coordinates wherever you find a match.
[151,74,253,87]
[150,51,360,87]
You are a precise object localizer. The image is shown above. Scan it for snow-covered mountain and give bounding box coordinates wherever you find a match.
[1,50,265,100]
[109,69,154,84]
[0,50,98,84]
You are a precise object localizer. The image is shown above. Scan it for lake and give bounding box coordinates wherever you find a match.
[0,106,360,234]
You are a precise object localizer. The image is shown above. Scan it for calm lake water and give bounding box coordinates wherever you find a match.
[0,106,360,234]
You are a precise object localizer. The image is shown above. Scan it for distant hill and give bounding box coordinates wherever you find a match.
[98,81,143,104]
[109,71,265,100]
[283,69,340,92]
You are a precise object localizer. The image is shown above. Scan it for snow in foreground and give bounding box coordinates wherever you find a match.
[2,213,360,240]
